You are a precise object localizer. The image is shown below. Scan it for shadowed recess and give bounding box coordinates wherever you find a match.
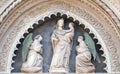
[11,13,106,73]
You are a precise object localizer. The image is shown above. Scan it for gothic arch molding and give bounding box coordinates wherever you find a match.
[11,13,106,73]
[0,0,120,73]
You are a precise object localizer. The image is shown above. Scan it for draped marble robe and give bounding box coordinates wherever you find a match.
[21,35,43,73]
[50,19,74,73]
[76,36,95,73]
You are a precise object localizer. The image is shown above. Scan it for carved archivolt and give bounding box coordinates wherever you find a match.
[0,0,120,73]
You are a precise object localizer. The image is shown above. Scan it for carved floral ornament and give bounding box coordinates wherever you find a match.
[0,0,120,73]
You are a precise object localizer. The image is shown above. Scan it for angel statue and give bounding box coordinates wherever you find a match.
[76,36,95,73]
[21,34,43,73]
[49,18,74,73]
[76,34,101,73]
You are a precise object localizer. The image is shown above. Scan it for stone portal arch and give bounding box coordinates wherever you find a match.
[11,14,106,73]
[0,0,120,73]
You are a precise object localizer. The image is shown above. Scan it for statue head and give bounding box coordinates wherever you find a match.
[32,35,43,53]
[34,35,42,41]
[56,18,64,28]
[78,36,83,42]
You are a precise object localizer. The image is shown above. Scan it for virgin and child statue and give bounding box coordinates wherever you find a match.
[49,18,74,72]
[21,18,96,73]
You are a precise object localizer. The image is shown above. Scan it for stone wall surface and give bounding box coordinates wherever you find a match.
[0,0,120,73]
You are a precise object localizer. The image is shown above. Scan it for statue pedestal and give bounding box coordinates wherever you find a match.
[21,67,42,73]
[50,68,68,73]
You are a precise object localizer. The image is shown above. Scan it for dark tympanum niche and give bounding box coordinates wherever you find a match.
[11,13,107,73]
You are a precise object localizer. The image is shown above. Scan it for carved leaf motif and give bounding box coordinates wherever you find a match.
[84,32,101,63]
[22,33,33,62]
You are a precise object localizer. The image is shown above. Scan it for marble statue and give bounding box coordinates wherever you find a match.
[21,35,43,73]
[76,36,95,73]
[49,18,74,73]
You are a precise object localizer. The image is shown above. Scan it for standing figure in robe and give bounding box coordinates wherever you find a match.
[76,36,95,73]
[49,18,74,73]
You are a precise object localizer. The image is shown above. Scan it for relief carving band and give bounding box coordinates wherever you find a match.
[76,36,95,73]
[21,34,43,73]
[49,18,74,72]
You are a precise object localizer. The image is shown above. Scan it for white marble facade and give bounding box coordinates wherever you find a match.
[0,0,120,73]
